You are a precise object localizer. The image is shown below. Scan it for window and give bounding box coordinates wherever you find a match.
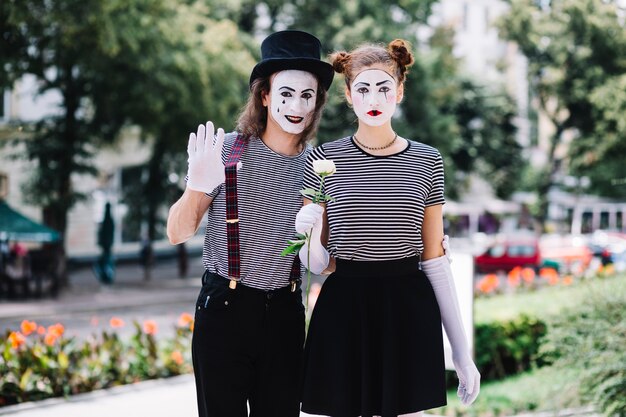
[508,245,536,257]
[488,244,506,258]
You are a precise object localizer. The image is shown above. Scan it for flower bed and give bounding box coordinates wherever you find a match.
[0,313,194,407]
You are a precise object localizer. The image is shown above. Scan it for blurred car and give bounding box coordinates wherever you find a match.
[585,230,626,267]
[539,234,594,273]
[474,236,541,273]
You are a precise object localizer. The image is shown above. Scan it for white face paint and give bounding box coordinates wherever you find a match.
[349,69,398,127]
[268,70,318,135]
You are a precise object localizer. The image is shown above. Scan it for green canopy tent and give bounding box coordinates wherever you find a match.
[0,200,60,242]
[0,200,60,298]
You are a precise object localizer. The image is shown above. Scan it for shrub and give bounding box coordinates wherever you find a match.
[541,278,626,417]
[474,314,548,381]
[0,315,193,407]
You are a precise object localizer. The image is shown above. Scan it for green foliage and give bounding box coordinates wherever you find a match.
[499,0,626,208]
[0,319,193,407]
[474,315,548,381]
[0,0,256,248]
[293,17,524,199]
[435,365,583,417]
[541,277,626,417]
[475,272,624,323]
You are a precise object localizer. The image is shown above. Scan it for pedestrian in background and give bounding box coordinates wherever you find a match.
[94,202,115,284]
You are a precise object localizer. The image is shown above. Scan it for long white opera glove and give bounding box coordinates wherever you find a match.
[421,255,481,405]
[186,121,226,194]
[295,204,329,275]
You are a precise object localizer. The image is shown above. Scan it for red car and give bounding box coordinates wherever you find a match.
[474,237,541,273]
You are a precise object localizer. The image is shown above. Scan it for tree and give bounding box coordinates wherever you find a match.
[0,0,254,283]
[98,3,255,278]
[499,0,626,228]
[397,27,523,200]
[293,10,525,199]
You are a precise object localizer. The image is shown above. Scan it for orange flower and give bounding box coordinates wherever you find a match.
[43,324,65,346]
[548,275,559,286]
[47,323,65,337]
[177,313,194,328]
[521,268,536,283]
[109,317,125,328]
[44,332,59,346]
[171,350,184,365]
[190,321,194,332]
[37,326,46,335]
[539,267,558,280]
[8,332,26,349]
[143,320,158,335]
[562,275,573,286]
[507,267,521,288]
[20,320,37,336]
[477,274,499,294]
[604,264,615,275]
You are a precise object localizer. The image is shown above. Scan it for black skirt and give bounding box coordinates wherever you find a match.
[301,257,447,417]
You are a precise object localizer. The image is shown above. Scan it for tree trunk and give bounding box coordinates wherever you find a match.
[536,124,565,233]
[143,140,167,281]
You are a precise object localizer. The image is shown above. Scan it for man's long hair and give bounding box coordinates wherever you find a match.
[236,75,328,146]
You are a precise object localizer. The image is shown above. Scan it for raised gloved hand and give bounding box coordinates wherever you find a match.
[421,255,480,405]
[186,121,226,194]
[295,204,329,275]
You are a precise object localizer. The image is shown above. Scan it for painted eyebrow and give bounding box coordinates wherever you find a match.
[354,82,370,87]
[376,80,392,86]
[279,86,296,92]
[301,88,315,93]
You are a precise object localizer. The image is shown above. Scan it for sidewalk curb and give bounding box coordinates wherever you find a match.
[0,374,195,415]
[0,283,201,321]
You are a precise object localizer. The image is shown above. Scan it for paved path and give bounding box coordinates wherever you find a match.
[0,375,198,417]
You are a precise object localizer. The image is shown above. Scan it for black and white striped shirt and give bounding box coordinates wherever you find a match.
[202,133,308,290]
[303,136,445,261]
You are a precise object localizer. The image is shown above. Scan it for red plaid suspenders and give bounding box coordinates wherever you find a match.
[224,134,301,291]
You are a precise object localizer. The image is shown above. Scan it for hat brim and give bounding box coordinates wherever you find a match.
[250,58,334,91]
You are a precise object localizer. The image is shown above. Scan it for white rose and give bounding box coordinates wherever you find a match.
[312,159,336,176]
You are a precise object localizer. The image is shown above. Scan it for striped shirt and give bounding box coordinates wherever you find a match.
[202,133,308,290]
[303,136,445,261]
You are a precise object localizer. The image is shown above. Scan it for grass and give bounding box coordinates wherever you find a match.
[474,272,625,324]
[429,366,584,417]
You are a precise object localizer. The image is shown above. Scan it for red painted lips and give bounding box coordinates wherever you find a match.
[367,110,382,116]
[285,115,304,124]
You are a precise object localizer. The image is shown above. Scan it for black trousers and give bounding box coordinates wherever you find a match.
[192,271,305,417]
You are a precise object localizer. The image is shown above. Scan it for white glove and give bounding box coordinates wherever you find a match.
[295,204,329,275]
[186,121,226,194]
[421,255,480,405]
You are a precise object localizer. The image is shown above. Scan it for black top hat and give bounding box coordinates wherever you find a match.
[250,30,334,91]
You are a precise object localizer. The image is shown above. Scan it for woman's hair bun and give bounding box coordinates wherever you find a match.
[330,51,350,74]
[388,39,414,68]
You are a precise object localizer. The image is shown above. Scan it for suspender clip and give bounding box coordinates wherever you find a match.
[229,279,237,290]
[290,281,297,292]
[226,218,239,224]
